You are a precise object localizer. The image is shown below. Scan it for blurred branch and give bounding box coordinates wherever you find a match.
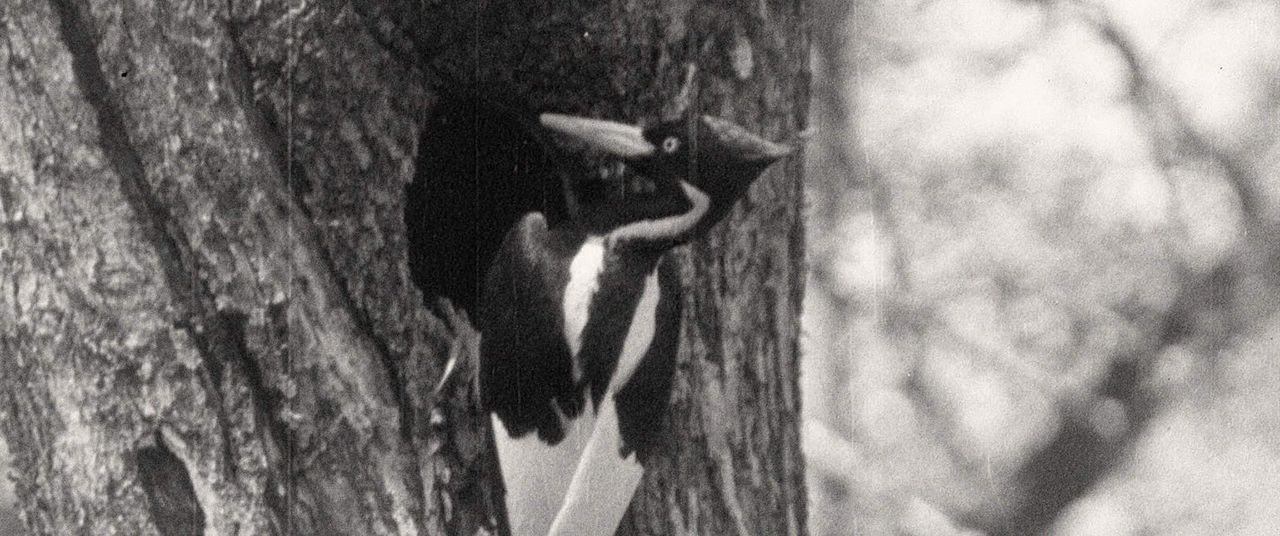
[802,418,865,485]
[1062,0,1263,220]
[1062,0,1280,357]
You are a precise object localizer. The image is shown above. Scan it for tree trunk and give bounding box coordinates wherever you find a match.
[0,1,808,535]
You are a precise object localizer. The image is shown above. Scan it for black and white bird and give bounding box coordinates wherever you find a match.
[478,112,790,536]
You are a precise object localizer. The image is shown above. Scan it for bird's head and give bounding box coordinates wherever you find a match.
[540,113,791,241]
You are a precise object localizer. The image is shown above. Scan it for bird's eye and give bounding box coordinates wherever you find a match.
[661,136,680,153]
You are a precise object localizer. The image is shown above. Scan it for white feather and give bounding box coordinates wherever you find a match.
[494,412,596,536]
[547,397,644,536]
[609,270,660,392]
[562,236,606,380]
[547,270,659,535]
[498,262,662,536]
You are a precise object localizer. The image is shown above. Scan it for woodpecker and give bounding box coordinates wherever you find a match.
[478,112,790,536]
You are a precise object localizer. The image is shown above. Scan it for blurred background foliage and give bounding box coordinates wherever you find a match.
[802,0,1280,534]
[2,0,1277,534]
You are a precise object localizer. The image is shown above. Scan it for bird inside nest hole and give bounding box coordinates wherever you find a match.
[404,92,657,317]
[404,91,568,316]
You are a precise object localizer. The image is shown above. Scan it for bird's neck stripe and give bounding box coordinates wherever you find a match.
[610,271,660,391]
[608,181,709,243]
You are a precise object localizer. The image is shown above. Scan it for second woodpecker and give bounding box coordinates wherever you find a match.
[478,112,791,536]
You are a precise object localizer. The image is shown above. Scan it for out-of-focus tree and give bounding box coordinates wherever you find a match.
[803,0,1280,534]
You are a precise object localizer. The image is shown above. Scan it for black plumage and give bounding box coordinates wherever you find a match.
[477,213,582,443]
[613,256,681,461]
[478,171,691,452]
[476,111,790,536]
[479,112,790,453]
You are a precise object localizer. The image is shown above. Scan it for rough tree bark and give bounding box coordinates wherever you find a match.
[0,0,808,535]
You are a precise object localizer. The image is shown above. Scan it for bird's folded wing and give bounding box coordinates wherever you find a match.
[480,213,584,440]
